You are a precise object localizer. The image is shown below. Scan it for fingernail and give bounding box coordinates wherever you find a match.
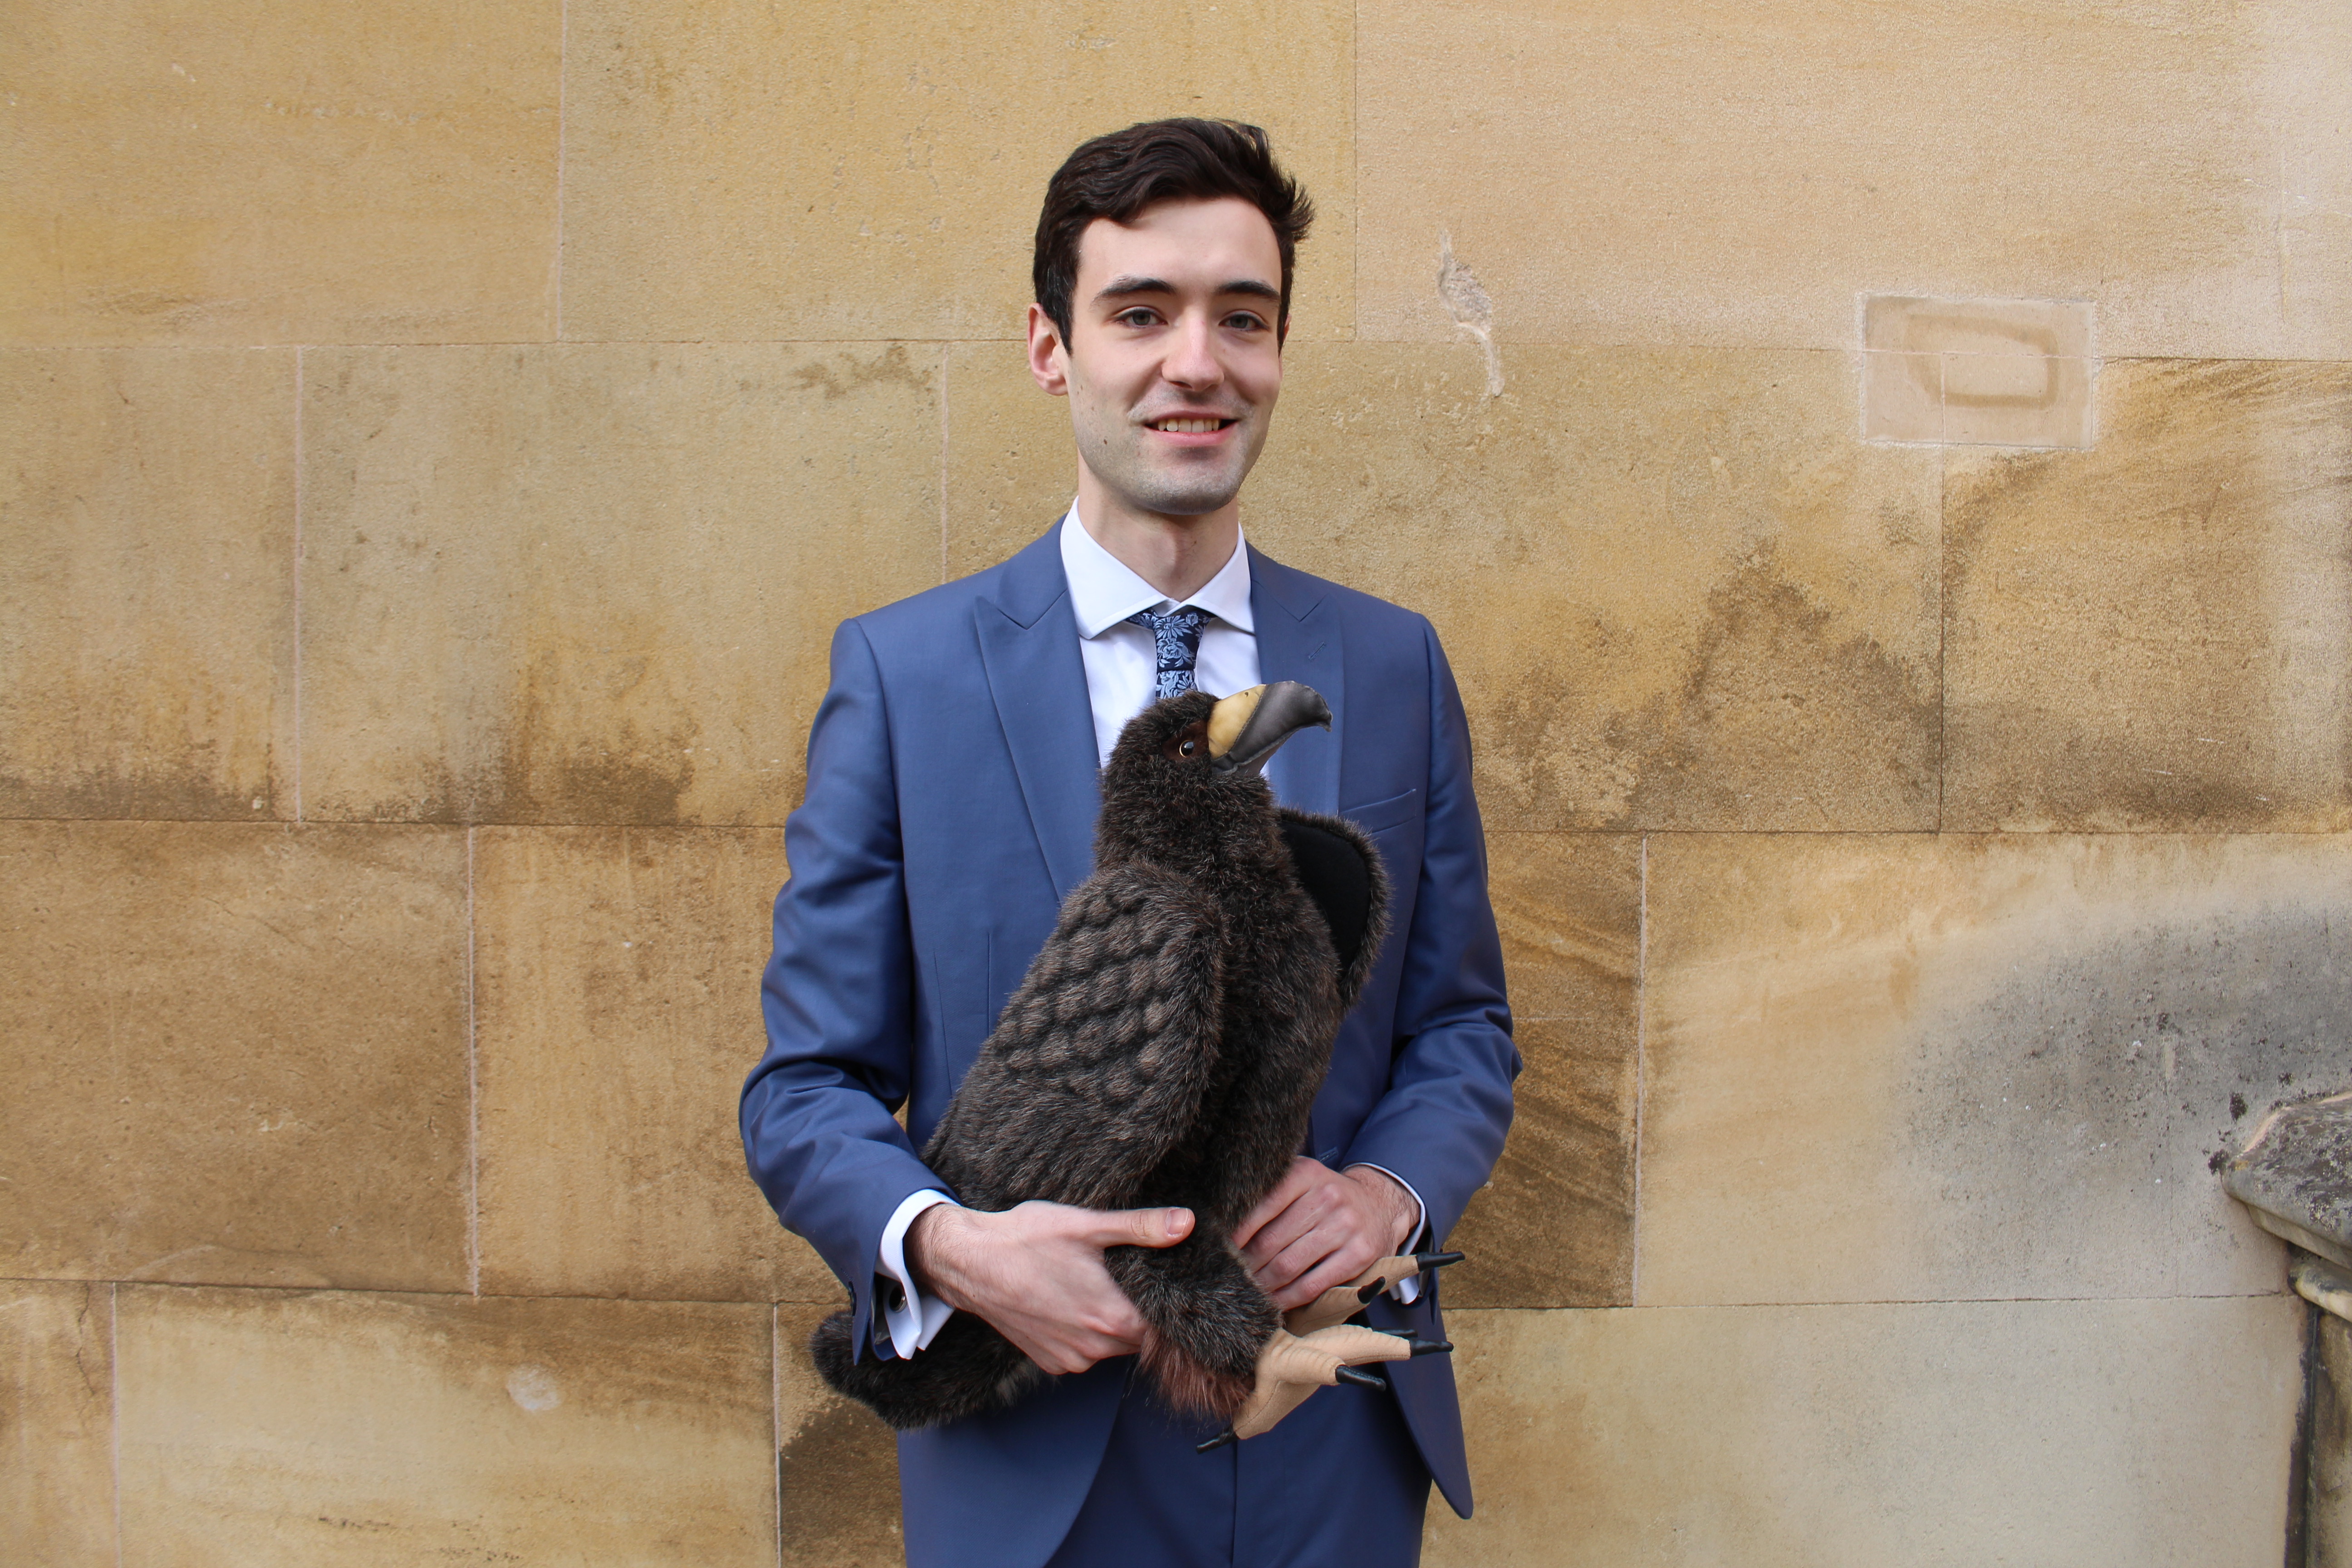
[1165,1209,1190,1238]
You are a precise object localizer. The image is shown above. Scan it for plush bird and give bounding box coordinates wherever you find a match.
[811,681,1446,1432]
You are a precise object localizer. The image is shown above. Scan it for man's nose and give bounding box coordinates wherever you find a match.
[1160,314,1225,390]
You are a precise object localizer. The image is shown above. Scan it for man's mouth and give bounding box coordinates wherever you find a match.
[1147,416,1238,434]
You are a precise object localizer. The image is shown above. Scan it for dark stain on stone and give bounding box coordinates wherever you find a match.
[0,760,278,821]
[1902,898,2352,1281]
[1585,549,1937,830]
[1943,359,2352,831]
[789,343,932,402]
[778,1393,902,1568]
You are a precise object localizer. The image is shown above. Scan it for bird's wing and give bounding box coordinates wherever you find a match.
[1277,808,1390,1015]
[923,864,1225,1212]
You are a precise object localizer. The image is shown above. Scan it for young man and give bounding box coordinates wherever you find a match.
[741,120,1516,1568]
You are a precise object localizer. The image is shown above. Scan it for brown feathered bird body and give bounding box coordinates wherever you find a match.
[811,686,1387,1429]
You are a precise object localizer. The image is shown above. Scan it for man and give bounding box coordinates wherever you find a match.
[741,119,1516,1568]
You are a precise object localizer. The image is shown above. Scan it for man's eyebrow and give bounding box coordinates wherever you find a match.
[1093,276,1283,305]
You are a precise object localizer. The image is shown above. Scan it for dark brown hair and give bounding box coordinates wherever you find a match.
[1033,118,1314,346]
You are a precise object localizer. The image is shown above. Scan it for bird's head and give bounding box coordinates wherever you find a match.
[1104,682,1333,788]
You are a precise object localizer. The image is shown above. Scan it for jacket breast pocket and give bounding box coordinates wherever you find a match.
[1338,786,1421,839]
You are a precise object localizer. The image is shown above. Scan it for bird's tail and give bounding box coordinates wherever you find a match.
[809,1308,1043,1430]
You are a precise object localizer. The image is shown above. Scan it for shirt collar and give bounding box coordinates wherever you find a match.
[1058,502,1255,640]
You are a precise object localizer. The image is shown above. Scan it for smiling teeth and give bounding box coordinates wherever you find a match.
[1155,419,1223,433]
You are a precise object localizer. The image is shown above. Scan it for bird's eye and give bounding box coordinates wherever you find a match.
[1180,740,1198,756]
[1161,722,1211,761]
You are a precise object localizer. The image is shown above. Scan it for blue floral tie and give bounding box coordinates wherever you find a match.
[1129,607,1210,701]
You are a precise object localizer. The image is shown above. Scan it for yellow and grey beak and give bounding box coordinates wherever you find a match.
[1207,682,1332,776]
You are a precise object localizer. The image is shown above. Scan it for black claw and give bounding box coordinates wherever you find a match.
[1196,1429,1239,1453]
[1409,1338,1455,1357]
[1334,1366,1388,1391]
[1411,1250,1465,1273]
[1355,1277,1390,1303]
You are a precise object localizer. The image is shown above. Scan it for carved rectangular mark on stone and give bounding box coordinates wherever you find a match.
[1862,295,2096,449]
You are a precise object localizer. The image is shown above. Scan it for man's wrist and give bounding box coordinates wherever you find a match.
[904,1202,972,1311]
[1345,1165,1419,1253]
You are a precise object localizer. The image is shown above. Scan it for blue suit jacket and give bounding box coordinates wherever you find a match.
[741,527,1518,1568]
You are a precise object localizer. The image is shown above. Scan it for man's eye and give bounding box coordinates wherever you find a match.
[1223,313,1267,331]
[1116,309,1159,328]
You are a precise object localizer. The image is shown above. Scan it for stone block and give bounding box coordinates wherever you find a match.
[1945,358,2352,832]
[474,826,836,1302]
[0,348,293,819]
[1428,1295,2305,1567]
[0,1281,117,1566]
[562,0,1354,344]
[775,1302,905,1568]
[0,0,558,343]
[298,343,942,825]
[114,1286,774,1567]
[1446,833,1642,1307]
[0,822,468,1290]
[1638,832,2352,1306]
[1357,0,2352,359]
[1248,343,1941,830]
[952,341,1941,829]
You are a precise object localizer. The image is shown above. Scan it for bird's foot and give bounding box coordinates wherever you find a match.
[1282,1250,1464,1337]
[1193,1323,1452,1452]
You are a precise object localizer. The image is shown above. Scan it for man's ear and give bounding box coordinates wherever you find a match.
[1025,303,1070,397]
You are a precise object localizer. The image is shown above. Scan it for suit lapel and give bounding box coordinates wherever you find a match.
[1250,547,1343,817]
[975,529,1101,901]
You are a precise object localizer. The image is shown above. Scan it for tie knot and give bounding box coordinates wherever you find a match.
[1129,608,1209,701]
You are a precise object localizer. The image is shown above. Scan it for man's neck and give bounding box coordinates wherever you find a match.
[1074,472,1241,603]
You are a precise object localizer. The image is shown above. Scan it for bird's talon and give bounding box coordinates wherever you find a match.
[1334,1365,1387,1390]
[1196,1429,1239,1453]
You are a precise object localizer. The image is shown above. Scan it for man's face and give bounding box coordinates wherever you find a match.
[1031,197,1286,519]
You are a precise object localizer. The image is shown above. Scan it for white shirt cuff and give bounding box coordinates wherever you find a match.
[1347,1163,1431,1304]
[877,1189,960,1357]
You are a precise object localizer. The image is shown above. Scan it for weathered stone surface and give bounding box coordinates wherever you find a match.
[299,343,941,825]
[1945,359,2352,832]
[1427,1296,2305,1567]
[475,826,836,1302]
[2315,1310,2352,1568]
[0,348,293,819]
[942,339,1083,582]
[1446,833,1642,1307]
[0,822,468,1290]
[0,0,558,343]
[1862,297,2096,449]
[2228,1089,2352,1269]
[1639,833,2352,1306]
[775,1302,904,1568]
[953,342,1942,829]
[0,1281,117,1566]
[115,1286,774,1567]
[1253,344,1942,830]
[561,0,1355,344]
[1358,0,2352,360]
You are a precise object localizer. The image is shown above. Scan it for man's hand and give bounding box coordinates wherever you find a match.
[905,1200,1192,1375]
[1233,1159,1418,1311]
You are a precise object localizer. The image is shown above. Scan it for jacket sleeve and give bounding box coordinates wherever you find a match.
[1339,619,1520,1246]
[741,618,950,1361]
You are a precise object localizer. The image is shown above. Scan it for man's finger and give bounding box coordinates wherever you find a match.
[1232,1158,1319,1250]
[1078,1206,1194,1250]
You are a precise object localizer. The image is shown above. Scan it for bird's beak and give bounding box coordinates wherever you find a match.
[1207,682,1332,777]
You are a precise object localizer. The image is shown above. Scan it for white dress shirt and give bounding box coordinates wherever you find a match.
[873,504,1425,1358]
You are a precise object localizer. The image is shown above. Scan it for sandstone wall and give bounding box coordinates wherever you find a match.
[5,2,2348,1562]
